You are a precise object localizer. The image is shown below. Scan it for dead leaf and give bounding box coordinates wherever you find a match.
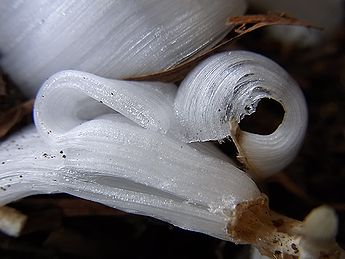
[226,12,321,34]
[0,99,34,138]
[127,13,318,83]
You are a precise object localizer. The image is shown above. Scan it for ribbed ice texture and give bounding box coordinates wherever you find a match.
[34,70,179,142]
[175,51,308,176]
[0,50,308,238]
[0,126,60,205]
[0,0,246,96]
[0,70,260,241]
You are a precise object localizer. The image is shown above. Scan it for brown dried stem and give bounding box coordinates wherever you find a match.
[227,196,344,259]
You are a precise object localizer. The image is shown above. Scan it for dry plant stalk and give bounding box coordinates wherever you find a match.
[228,197,344,258]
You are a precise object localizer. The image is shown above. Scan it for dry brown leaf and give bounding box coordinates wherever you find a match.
[0,99,34,138]
[127,13,317,83]
[226,12,320,34]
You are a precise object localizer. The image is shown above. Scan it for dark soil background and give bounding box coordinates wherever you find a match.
[0,11,344,259]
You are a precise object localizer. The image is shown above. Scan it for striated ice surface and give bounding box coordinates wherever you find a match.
[1,69,260,241]
[0,0,246,96]
[0,50,308,239]
[175,51,307,176]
